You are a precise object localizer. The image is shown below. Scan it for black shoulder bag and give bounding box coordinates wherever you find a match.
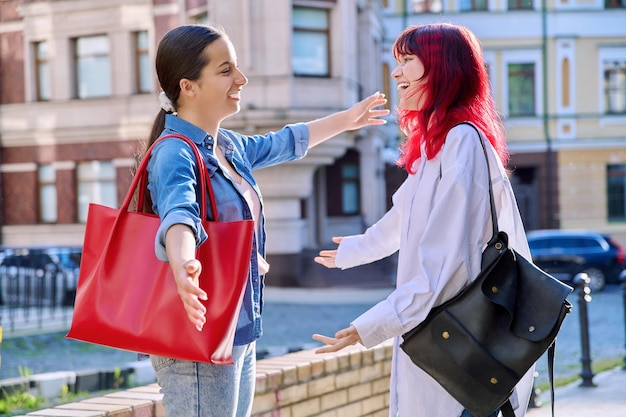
[400,124,573,417]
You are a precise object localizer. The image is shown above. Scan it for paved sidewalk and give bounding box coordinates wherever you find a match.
[526,367,626,417]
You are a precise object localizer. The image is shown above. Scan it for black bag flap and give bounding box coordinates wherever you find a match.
[510,253,573,341]
[481,235,573,342]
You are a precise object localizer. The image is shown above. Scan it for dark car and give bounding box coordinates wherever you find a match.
[0,246,81,271]
[526,229,625,292]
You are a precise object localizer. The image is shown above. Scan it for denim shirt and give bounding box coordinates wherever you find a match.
[147,114,309,345]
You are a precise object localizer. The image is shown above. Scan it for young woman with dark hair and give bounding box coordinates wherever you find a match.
[144,24,388,417]
[313,23,534,417]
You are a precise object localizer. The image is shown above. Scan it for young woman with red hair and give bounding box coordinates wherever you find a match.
[313,23,534,417]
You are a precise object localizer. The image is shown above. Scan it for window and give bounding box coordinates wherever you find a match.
[326,150,360,216]
[604,60,626,114]
[508,63,536,117]
[607,165,626,221]
[73,35,111,98]
[34,41,51,101]
[190,12,210,25]
[134,31,153,94]
[38,164,57,223]
[460,0,487,11]
[508,0,533,9]
[77,161,116,222]
[605,0,625,8]
[292,7,329,77]
[412,0,443,12]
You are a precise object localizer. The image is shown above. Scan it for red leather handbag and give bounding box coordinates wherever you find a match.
[67,134,254,364]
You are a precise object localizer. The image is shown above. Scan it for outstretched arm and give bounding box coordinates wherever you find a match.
[306,92,389,149]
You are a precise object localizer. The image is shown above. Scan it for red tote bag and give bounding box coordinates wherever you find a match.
[67,134,254,364]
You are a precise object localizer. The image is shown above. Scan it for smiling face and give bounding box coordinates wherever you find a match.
[391,54,426,110]
[184,37,248,128]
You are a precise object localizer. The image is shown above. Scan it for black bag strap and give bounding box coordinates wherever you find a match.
[466,122,557,417]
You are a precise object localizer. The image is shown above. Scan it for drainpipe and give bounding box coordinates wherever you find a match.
[403,0,408,29]
[542,0,556,228]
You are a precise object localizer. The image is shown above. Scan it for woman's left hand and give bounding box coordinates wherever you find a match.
[345,92,389,131]
[306,92,389,148]
[314,236,343,268]
[312,325,363,353]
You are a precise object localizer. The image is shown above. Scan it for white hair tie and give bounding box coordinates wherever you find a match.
[159,91,177,115]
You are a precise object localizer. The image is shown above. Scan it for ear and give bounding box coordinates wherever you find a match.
[179,79,196,98]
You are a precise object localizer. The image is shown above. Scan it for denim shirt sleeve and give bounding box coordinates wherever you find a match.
[230,123,309,170]
[147,139,208,262]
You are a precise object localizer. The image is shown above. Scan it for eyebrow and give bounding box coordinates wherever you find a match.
[218,60,236,68]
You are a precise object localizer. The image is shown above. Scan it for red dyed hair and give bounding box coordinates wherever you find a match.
[393,23,509,174]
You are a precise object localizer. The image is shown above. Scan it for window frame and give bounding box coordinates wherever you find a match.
[38,164,58,224]
[292,6,331,78]
[607,164,626,222]
[133,30,153,94]
[72,34,112,99]
[76,160,117,223]
[326,149,361,217]
[506,0,535,10]
[33,40,51,102]
[599,48,626,116]
[501,50,543,121]
[411,0,444,13]
[459,0,488,12]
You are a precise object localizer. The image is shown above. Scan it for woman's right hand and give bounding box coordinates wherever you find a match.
[165,224,208,331]
[314,236,343,269]
[173,259,208,331]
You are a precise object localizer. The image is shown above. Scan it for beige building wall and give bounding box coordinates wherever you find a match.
[0,0,391,286]
[382,0,626,240]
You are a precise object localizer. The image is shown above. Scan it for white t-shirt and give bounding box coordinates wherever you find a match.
[215,143,269,275]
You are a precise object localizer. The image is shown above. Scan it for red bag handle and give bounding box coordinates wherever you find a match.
[133,133,219,221]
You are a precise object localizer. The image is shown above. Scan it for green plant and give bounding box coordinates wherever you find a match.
[0,389,42,416]
[17,366,33,379]
[112,367,124,389]
[536,355,624,392]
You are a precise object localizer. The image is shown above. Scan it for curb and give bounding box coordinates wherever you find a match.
[0,360,156,400]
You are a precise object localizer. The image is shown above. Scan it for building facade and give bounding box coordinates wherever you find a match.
[2,0,625,286]
[383,0,626,243]
[0,0,397,285]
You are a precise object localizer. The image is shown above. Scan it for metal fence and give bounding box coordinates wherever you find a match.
[0,266,77,334]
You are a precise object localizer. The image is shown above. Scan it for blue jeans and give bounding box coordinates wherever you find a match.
[151,342,256,417]
[460,410,499,417]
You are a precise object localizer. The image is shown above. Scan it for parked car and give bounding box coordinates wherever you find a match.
[526,229,625,292]
[0,246,81,271]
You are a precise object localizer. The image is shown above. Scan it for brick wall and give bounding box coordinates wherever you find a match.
[13,341,394,417]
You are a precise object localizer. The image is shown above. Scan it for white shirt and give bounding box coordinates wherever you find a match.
[335,123,534,417]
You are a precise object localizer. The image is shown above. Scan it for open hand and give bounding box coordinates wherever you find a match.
[314,236,343,268]
[312,325,363,354]
[345,92,389,131]
[173,259,208,331]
